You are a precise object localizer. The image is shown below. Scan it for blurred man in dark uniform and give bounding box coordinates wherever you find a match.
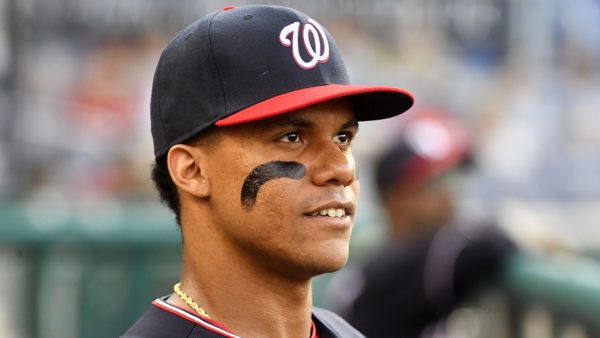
[346,109,515,338]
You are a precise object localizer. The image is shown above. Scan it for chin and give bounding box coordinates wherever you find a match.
[310,261,348,277]
[320,260,348,274]
[308,246,350,275]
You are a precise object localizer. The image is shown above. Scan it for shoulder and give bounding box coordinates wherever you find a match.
[121,303,195,338]
[121,298,232,338]
[312,307,365,338]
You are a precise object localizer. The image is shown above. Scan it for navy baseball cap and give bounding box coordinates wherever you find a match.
[151,5,414,158]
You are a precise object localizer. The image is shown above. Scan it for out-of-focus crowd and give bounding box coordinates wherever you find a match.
[2,0,600,253]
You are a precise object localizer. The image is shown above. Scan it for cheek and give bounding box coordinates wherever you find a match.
[247,180,307,233]
[240,161,307,210]
[249,180,301,219]
[210,160,253,215]
[234,182,307,254]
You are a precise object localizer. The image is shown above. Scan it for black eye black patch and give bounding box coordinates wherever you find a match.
[241,161,306,210]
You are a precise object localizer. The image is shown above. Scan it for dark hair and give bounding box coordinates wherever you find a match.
[151,127,221,226]
[152,156,182,225]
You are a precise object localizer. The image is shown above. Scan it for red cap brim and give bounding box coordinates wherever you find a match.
[215,84,414,126]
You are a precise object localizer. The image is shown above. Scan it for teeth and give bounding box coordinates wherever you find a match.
[312,208,346,217]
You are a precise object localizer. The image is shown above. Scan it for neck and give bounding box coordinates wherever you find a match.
[170,229,314,338]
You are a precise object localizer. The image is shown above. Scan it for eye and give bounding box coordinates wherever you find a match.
[333,131,353,145]
[279,131,302,143]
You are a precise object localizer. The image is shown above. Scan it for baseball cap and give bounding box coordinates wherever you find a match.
[151,5,414,158]
[375,109,470,194]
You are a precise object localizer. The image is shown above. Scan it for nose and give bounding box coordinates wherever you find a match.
[309,142,356,187]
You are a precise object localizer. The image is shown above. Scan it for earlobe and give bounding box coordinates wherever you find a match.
[167,145,211,198]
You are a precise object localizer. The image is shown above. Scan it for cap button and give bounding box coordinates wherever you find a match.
[223,5,237,11]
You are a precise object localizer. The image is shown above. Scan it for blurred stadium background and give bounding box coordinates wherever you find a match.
[0,0,599,337]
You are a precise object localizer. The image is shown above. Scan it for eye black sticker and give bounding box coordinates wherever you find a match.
[241,161,306,209]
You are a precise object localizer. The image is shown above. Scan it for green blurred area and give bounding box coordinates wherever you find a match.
[2,203,600,337]
[0,202,181,337]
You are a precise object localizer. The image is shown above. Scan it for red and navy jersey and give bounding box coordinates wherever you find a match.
[122,296,364,338]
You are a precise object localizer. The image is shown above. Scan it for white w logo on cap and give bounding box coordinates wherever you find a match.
[279,18,330,70]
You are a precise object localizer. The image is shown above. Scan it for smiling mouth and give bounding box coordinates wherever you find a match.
[309,208,347,218]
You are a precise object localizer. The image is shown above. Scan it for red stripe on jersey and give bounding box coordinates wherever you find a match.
[152,299,240,338]
[153,298,320,338]
[311,320,320,338]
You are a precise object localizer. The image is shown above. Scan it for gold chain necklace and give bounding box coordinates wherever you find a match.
[173,282,211,318]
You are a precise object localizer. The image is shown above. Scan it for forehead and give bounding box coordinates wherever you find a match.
[229,98,357,134]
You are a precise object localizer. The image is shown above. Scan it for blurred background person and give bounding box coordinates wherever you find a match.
[342,109,516,338]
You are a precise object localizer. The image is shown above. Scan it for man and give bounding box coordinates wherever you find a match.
[345,110,515,338]
[123,5,413,338]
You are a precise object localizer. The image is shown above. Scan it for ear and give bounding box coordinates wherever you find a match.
[167,144,211,198]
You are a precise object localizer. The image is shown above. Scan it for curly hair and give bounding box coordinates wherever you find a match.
[151,156,182,225]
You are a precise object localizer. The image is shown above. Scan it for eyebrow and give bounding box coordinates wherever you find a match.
[341,118,359,131]
[259,116,314,132]
[258,116,359,133]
